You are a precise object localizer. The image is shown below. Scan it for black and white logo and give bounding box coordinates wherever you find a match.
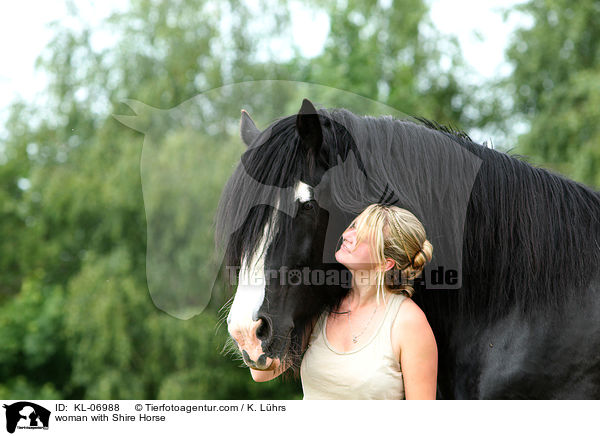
[3,402,50,434]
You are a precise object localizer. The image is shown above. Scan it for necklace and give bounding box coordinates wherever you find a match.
[346,303,378,344]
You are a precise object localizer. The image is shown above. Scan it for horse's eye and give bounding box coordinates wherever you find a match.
[302,201,314,211]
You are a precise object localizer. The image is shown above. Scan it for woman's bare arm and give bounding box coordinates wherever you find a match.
[395,300,438,399]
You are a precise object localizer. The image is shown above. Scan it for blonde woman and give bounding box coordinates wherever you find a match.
[252,204,438,400]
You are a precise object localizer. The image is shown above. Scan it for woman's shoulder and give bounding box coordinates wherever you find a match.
[391,296,436,355]
[394,296,429,328]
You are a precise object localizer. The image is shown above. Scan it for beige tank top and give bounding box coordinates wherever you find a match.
[300,293,407,400]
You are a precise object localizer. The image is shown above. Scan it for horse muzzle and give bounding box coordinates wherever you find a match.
[229,319,272,368]
[241,350,277,370]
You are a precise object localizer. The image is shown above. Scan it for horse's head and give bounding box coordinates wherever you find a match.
[218,99,358,374]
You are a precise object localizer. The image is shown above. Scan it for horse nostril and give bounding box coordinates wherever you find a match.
[256,354,267,368]
[256,317,271,341]
[242,350,253,366]
[242,351,269,370]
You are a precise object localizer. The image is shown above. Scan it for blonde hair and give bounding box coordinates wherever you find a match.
[346,204,433,301]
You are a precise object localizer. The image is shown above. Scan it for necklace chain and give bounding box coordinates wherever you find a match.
[346,303,378,344]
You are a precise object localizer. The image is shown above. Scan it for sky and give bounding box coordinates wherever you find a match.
[0,0,529,129]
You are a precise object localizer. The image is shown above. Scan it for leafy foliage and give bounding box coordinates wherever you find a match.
[505,0,600,188]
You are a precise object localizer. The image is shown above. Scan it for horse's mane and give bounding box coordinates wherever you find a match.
[217,106,600,326]
[324,108,600,325]
[460,139,600,323]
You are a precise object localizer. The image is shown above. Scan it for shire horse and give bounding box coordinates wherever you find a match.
[217,99,600,399]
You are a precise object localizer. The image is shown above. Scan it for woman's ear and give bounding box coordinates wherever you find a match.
[383,258,395,272]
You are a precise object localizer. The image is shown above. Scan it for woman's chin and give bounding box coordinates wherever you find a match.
[335,250,347,266]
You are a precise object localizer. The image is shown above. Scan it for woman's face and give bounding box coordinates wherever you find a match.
[335,224,379,271]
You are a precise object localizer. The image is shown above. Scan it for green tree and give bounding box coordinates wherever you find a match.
[505,0,600,188]
[0,0,301,399]
[288,0,481,128]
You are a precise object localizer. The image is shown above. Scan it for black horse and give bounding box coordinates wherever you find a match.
[217,99,600,399]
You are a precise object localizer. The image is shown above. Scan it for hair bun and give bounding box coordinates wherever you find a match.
[411,248,425,268]
[411,240,433,269]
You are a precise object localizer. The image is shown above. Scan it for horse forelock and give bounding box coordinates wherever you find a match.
[216,117,304,268]
[216,109,354,267]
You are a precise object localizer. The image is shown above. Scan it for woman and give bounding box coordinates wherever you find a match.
[251,204,438,400]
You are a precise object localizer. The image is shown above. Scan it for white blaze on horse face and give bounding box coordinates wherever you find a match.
[227,200,280,347]
[295,181,313,202]
[227,184,311,350]
[228,230,269,329]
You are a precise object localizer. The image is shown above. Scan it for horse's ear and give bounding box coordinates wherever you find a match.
[240,109,260,147]
[296,99,323,152]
